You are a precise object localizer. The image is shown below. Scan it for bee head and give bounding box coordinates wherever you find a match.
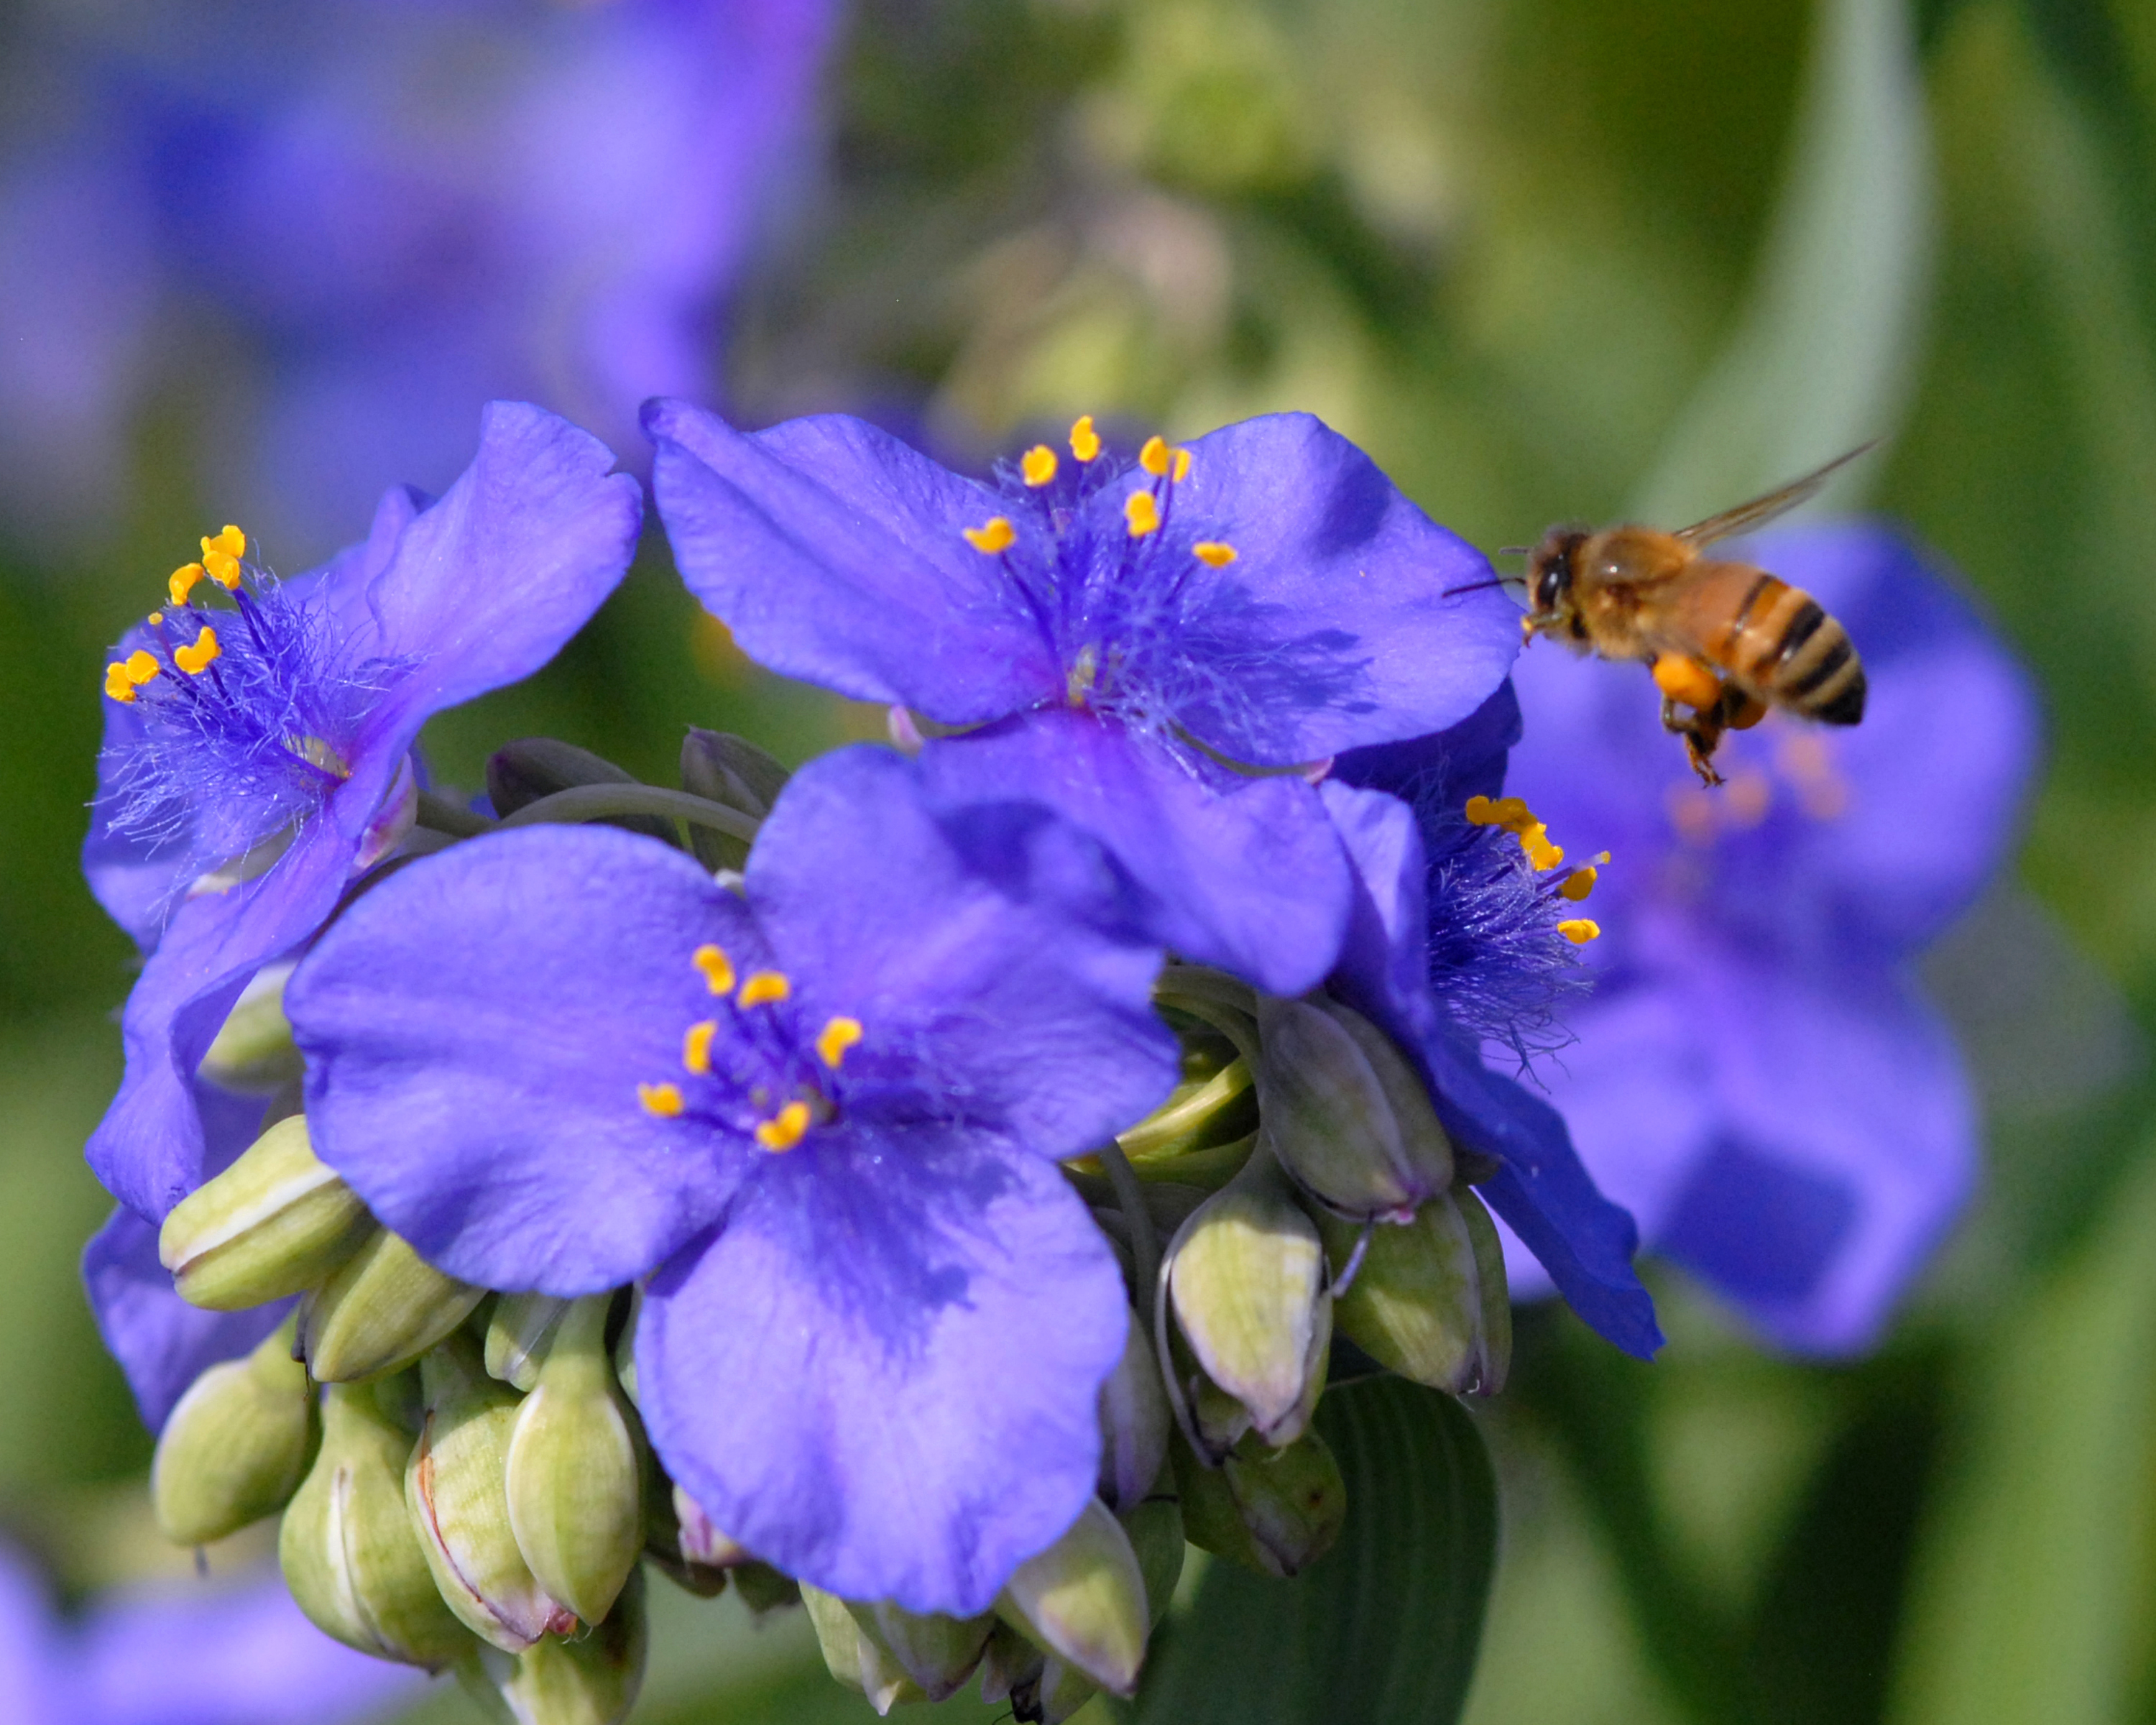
[1526,530,1585,620]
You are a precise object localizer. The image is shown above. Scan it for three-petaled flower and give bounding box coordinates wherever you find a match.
[285,748,1179,1612]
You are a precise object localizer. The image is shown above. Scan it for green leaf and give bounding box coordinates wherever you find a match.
[1634,0,1932,521]
[1127,1377,1497,1725]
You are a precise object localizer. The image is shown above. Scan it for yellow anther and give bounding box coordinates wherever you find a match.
[204,525,247,560]
[1520,825,1562,870]
[1464,794,1531,829]
[637,1082,686,1118]
[103,663,137,703]
[737,970,791,1008]
[1021,446,1059,487]
[816,1016,863,1070]
[147,611,163,625]
[1070,415,1101,462]
[755,1100,811,1151]
[169,564,205,606]
[203,549,242,590]
[1557,851,1611,903]
[122,649,160,686]
[691,944,736,995]
[1173,447,1192,482]
[1125,491,1161,537]
[682,1020,718,1077]
[1192,541,1238,567]
[1139,436,1171,477]
[963,516,1016,554]
[1557,919,1601,945]
[174,627,222,676]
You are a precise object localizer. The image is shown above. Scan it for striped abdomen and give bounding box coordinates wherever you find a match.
[1713,571,1866,725]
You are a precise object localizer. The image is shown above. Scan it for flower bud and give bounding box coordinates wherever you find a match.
[611,1287,641,1409]
[459,1567,648,1725]
[300,1228,487,1383]
[1014,1657,1097,1725]
[1319,1187,1511,1394]
[1253,993,1452,1220]
[1097,1310,1169,1514]
[153,1317,315,1545]
[505,1296,644,1625]
[280,1379,473,1670]
[996,1498,1148,1698]
[860,1600,995,1702]
[160,1115,372,1311]
[1165,1145,1329,1445]
[485,1294,571,1392]
[407,1333,576,1652]
[1120,1498,1185,1629]
[198,962,303,1092]
[729,1562,800,1614]
[679,729,789,872]
[1172,1427,1344,1579]
[668,1483,749,1570]
[487,738,671,843]
[976,1621,1044,1705]
[801,1584,923,1714]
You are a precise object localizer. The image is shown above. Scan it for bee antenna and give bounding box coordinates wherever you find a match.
[1443,576,1525,597]
[1495,544,1531,556]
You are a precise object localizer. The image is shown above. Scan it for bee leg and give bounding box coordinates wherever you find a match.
[1684,730,1726,787]
[1723,690,1768,731]
[1659,696,1689,735]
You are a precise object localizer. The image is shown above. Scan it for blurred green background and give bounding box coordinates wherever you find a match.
[4,0,2154,1719]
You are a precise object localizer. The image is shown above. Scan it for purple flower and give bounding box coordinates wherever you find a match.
[0,1538,418,1725]
[1329,689,1662,1358]
[645,402,1518,994]
[285,747,1179,1613]
[1499,522,2039,1353]
[83,402,642,1222]
[1,0,831,549]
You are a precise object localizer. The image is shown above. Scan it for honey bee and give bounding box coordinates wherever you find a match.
[1516,446,1871,786]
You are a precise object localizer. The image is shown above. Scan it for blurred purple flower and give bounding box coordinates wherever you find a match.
[646,402,1517,993]
[83,403,641,1222]
[0,0,831,552]
[1500,522,2040,1353]
[286,748,1178,1613]
[0,1540,418,1725]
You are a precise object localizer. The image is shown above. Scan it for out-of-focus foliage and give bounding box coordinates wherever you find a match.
[1,0,2152,1720]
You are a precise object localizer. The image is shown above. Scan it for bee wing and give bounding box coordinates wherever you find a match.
[1672,442,1878,548]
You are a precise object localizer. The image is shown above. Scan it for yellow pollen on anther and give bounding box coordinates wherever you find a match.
[174,627,222,676]
[737,970,791,1008]
[963,516,1016,554]
[103,663,137,703]
[1557,919,1600,945]
[1520,826,1563,871]
[206,525,246,559]
[147,611,164,625]
[755,1100,811,1151]
[123,649,160,686]
[1021,446,1059,487]
[1138,436,1170,477]
[1070,416,1101,462]
[682,1020,718,1076]
[816,1016,863,1070]
[168,564,205,606]
[203,551,241,590]
[1125,492,1161,537]
[638,1082,686,1118]
[1467,794,1568,870]
[1173,448,1192,482]
[691,944,735,995]
[1192,541,1238,567]
[1560,868,1596,901]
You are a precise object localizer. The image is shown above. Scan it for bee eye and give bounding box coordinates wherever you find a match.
[1534,566,1561,611]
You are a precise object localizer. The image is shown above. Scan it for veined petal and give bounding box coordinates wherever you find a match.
[646,400,1059,720]
[290,827,766,1295]
[919,711,1353,996]
[637,1145,1126,1615]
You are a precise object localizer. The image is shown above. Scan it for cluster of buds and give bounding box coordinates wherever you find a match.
[144,729,1509,1725]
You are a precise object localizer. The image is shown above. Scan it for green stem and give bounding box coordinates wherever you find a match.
[1096,1138,1160,1307]
[415,790,494,837]
[494,784,763,844]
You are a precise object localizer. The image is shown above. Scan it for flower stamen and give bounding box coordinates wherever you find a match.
[692,944,735,994]
[1021,446,1059,487]
[174,627,223,676]
[1069,415,1101,462]
[1192,541,1237,567]
[1124,492,1161,538]
[815,1016,862,1070]
[737,970,791,1008]
[638,1082,686,1118]
[1557,919,1601,945]
[963,517,1016,554]
[683,1020,718,1076]
[755,1099,811,1151]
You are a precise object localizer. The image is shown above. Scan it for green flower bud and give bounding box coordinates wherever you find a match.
[1097,1310,1169,1513]
[728,1561,800,1615]
[300,1229,487,1384]
[801,1584,923,1714]
[996,1497,1148,1698]
[153,1317,315,1546]
[669,1483,749,1569]
[1253,993,1452,1220]
[857,1600,995,1702]
[1171,1428,1343,1579]
[457,1568,648,1725]
[198,962,303,1092]
[160,1116,373,1312]
[1319,1186,1511,1394]
[504,1296,644,1625]
[1164,1144,1329,1445]
[407,1334,576,1651]
[1120,1498,1185,1629]
[485,1294,571,1392]
[280,1379,474,1670]
[679,728,788,872]
[976,1621,1044,1706]
[612,1288,641,1410]
[487,739,672,844]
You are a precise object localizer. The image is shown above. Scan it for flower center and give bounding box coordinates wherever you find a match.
[1463,794,1608,946]
[635,942,865,1153]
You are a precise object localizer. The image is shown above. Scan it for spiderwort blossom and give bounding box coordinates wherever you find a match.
[1501,522,2039,1353]
[1327,689,1662,1358]
[286,747,1179,1612]
[83,403,642,1221]
[646,402,1518,993]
